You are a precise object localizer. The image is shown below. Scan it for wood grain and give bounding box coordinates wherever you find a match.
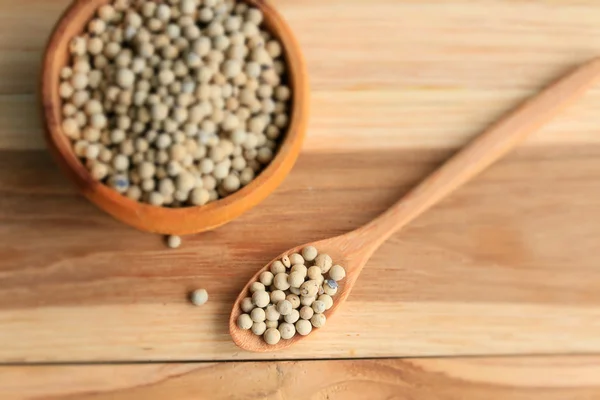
[2,356,600,399]
[231,58,600,353]
[0,0,600,364]
[5,1,600,151]
[1,148,600,361]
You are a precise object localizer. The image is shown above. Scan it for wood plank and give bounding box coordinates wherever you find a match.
[5,0,600,94]
[6,90,600,151]
[4,1,600,150]
[2,0,600,364]
[1,356,600,399]
[1,148,600,362]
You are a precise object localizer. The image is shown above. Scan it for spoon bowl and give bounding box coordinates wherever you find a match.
[230,57,600,352]
[229,234,365,352]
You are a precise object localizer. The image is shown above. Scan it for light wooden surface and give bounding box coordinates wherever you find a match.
[2,356,600,400]
[5,0,600,152]
[230,58,600,353]
[3,147,600,362]
[1,0,600,379]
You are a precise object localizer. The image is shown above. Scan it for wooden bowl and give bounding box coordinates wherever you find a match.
[40,0,309,235]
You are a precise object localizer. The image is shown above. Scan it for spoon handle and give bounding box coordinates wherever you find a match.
[356,58,600,251]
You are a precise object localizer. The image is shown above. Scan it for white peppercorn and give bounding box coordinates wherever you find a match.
[270,261,286,275]
[265,320,278,329]
[276,300,292,316]
[167,235,182,249]
[288,271,304,289]
[126,186,142,201]
[213,161,230,180]
[329,265,346,281]
[190,289,208,306]
[190,187,210,206]
[241,297,254,313]
[62,102,77,117]
[231,156,247,172]
[87,37,104,55]
[275,85,291,102]
[115,68,135,88]
[286,294,300,309]
[300,280,320,297]
[270,290,286,304]
[300,296,315,307]
[290,264,307,278]
[275,114,289,129]
[252,290,269,308]
[72,91,90,108]
[256,147,273,164]
[301,246,318,262]
[299,306,314,320]
[99,148,112,163]
[155,4,171,21]
[284,309,300,324]
[98,4,115,21]
[273,273,290,290]
[199,7,214,23]
[264,328,281,345]
[278,322,295,340]
[240,168,255,185]
[206,22,225,37]
[156,133,172,149]
[176,172,196,192]
[318,294,334,310]
[251,321,267,336]
[307,266,322,281]
[250,282,265,293]
[312,300,326,314]
[140,2,156,18]
[222,174,241,193]
[295,319,312,336]
[90,162,108,180]
[250,307,266,323]
[323,281,338,296]
[112,154,129,171]
[144,181,158,194]
[237,314,253,330]
[287,253,303,266]
[82,127,100,142]
[202,175,217,190]
[266,125,280,140]
[138,162,155,180]
[310,314,326,329]
[265,305,280,322]
[158,178,175,196]
[234,2,248,14]
[89,114,107,129]
[266,40,283,58]
[259,271,274,286]
[315,254,333,273]
[62,118,80,139]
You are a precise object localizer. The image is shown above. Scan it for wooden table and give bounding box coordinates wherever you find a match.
[2,0,600,398]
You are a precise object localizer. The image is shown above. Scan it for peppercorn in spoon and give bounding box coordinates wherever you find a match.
[230,58,600,352]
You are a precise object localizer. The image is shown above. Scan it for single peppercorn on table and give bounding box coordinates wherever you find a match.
[3,0,600,398]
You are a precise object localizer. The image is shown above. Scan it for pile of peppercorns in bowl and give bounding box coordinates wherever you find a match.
[236,246,346,345]
[42,0,308,235]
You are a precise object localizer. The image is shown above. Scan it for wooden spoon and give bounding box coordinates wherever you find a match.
[230,58,600,352]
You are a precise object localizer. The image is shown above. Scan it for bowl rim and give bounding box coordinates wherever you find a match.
[40,0,310,235]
